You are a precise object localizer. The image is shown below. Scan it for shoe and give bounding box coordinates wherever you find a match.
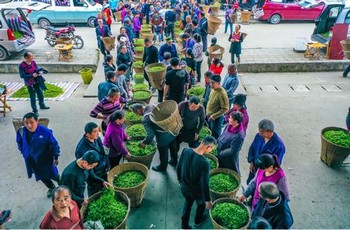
[40,105,50,110]
[194,215,208,227]
[47,186,55,198]
[169,160,177,167]
[152,165,166,172]
[181,225,192,229]
[343,74,348,78]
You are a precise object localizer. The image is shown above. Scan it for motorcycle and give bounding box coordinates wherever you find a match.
[44,24,84,49]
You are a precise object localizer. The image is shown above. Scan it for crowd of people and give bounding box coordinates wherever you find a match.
[10,0,297,229]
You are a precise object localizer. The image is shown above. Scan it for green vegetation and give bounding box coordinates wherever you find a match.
[133,83,148,91]
[141,28,152,33]
[211,202,249,229]
[85,189,127,229]
[148,66,165,72]
[209,173,238,193]
[188,86,205,98]
[134,39,144,46]
[126,124,147,138]
[199,126,211,141]
[210,147,217,155]
[133,61,143,68]
[206,157,217,170]
[174,28,183,34]
[133,91,151,100]
[13,31,23,39]
[135,46,144,52]
[114,170,146,188]
[126,141,156,156]
[324,130,350,147]
[134,74,144,79]
[11,83,64,98]
[125,111,142,122]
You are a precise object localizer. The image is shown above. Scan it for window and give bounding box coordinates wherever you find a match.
[328,7,340,18]
[55,0,70,6]
[345,10,350,24]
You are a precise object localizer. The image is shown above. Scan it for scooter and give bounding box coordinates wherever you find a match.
[44,24,84,49]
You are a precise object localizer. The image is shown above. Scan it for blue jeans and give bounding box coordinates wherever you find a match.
[27,84,45,113]
[225,19,233,34]
[208,115,224,139]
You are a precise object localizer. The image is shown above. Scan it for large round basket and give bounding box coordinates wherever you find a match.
[343,51,350,59]
[340,40,350,51]
[202,4,210,17]
[108,162,150,208]
[208,46,225,61]
[134,48,144,56]
[204,153,219,170]
[209,168,241,201]
[209,198,250,229]
[145,63,167,90]
[114,11,122,21]
[132,89,152,104]
[207,16,222,35]
[150,100,183,136]
[133,55,143,62]
[141,32,154,41]
[133,64,144,74]
[321,127,350,167]
[210,6,220,17]
[127,141,157,169]
[80,190,130,229]
[134,74,145,85]
[240,11,252,24]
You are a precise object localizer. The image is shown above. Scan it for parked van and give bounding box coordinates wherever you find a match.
[311,3,348,43]
[0,1,48,60]
[27,0,102,28]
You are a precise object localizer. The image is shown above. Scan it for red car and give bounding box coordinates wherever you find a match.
[253,0,326,24]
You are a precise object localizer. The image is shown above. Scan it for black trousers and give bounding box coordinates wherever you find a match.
[109,155,123,170]
[343,64,350,76]
[181,189,206,228]
[41,174,60,189]
[27,84,45,113]
[157,139,177,169]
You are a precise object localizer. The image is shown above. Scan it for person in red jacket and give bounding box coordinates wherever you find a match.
[209,58,224,75]
[102,3,112,30]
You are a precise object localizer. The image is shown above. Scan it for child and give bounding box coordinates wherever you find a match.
[209,58,224,75]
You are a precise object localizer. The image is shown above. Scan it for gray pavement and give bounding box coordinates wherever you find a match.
[1,20,350,229]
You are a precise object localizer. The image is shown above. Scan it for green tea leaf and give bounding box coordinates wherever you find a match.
[209,173,238,193]
[114,170,146,188]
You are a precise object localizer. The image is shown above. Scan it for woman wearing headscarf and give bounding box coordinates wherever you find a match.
[238,153,290,211]
[217,111,245,174]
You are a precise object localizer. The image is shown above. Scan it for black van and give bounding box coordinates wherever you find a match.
[311,3,349,43]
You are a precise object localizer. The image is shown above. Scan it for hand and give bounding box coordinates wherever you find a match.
[125,153,132,159]
[139,142,146,148]
[82,199,89,207]
[209,115,215,120]
[194,133,198,141]
[33,73,38,78]
[102,181,112,188]
[249,163,255,173]
[205,201,212,209]
[53,159,59,166]
[238,195,246,203]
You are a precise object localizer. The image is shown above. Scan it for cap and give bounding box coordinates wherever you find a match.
[165,37,172,42]
[233,93,247,108]
[210,74,221,83]
[120,36,127,42]
[180,60,187,66]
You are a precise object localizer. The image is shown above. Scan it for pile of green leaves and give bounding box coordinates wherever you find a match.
[141,24,151,29]
[114,170,146,188]
[133,61,143,68]
[133,83,148,91]
[133,91,151,100]
[11,83,64,98]
[324,130,350,147]
[126,140,156,156]
[188,86,205,98]
[174,28,183,34]
[134,74,144,80]
[199,127,211,141]
[126,124,147,137]
[174,21,180,27]
[135,46,144,52]
[13,31,23,39]
[125,111,142,122]
[209,173,238,193]
[211,202,249,229]
[148,66,165,72]
[141,28,152,33]
[85,189,127,229]
[205,157,217,170]
[210,147,217,155]
[134,39,144,46]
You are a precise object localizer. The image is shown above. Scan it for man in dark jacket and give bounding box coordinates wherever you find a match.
[97,71,118,101]
[75,122,110,196]
[199,12,208,52]
[252,182,293,229]
[143,38,159,88]
[141,104,178,171]
[176,136,217,229]
[202,70,213,110]
[165,6,176,39]
[158,37,178,62]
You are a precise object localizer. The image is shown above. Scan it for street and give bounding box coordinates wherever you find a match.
[0,20,349,229]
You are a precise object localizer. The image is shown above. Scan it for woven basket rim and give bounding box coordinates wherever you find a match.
[321,126,350,149]
[209,168,241,194]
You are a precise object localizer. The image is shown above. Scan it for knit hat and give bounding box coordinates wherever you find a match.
[255,154,280,169]
[233,94,247,108]
[210,74,221,83]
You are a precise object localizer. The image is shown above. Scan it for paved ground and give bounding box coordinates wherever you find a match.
[0,20,350,229]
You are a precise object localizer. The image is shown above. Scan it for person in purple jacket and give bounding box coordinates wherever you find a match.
[224,93,249,134]
[246,119,286,184]
[181,33,195,52]
[217,111,246,175]
[133,11,142,39]
[103,110,131,169]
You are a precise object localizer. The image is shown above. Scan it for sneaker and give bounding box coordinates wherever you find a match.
[168,160,177,167]
[40,105,50,110]
[47,186,55,198]
[194,215,208,227]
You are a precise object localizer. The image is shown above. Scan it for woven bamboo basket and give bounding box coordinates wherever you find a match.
[210,6,220,17]
[114,11,122,21]
[145,63,167,90]
[133,55,143,62]
[108,162,150,208]
[141,32,154,41]
[340,40,350,51]
[209,198,250,229]
[207,46,225,61]
[208,16,222,35]
[133,74,145,85]
[125,124,147,140]
[204,153,219,170]
[150,100,183,136]
[209,168,241,201]
[343,51,350,59]
[80,190,130,229]
[134,47,144,56]
[240,11,252,24]
[12,117,50,132]
[202,4,210,17]
[127,141,157,169]
[132,89,152,104]
[102,36,116,51]
[174,21,181,29]
[321,127,350,167]
[230,13,237,24]
[133,64,144,74]
[124,110,142,127]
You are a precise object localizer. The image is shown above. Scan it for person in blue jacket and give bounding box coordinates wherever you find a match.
[247,119,286,184]
[16,112,60,198]
[95,18,112,57]
[158,37,178,62]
